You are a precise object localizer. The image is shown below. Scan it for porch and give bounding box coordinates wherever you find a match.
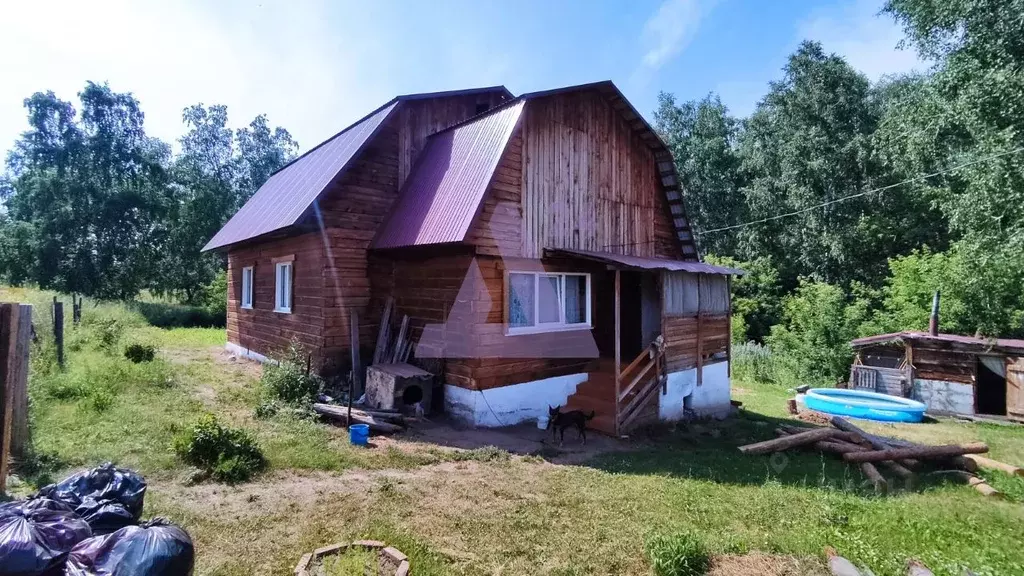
[545,249,741,435]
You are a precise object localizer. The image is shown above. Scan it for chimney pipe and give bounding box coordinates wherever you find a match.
[929,290,940,336]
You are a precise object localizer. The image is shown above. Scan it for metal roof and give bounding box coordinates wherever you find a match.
[544,248,744,275]
[851,331,1024,354]
[202,86,513,251]
[202,101,398,251]
[371,100,526,250]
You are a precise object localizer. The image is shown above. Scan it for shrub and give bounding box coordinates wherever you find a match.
[92,317,126,353]
[87,388,115,412]
[132,301,226,329]
[124,343,156,363]
[253,400,280,419]
[173,415,266,483]
[644,531,710,576]
[262,341,322,404]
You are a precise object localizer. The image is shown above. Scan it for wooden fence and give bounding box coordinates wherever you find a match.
[0,303,32,494]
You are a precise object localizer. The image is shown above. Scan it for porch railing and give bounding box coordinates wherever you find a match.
[616,335,666,434]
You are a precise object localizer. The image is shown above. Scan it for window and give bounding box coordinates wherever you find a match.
[507,271,591,334]
[240,266,254,309]
[274,261,292,313]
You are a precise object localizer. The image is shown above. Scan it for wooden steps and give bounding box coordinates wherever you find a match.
[562,369,618,437]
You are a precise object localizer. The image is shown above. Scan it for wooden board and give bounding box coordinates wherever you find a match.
[1008,356,1024,420]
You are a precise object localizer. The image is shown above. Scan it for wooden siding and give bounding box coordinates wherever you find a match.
[226,233,325,362]
[397,93,509,189]
[908,344,976,385]
[515,91,681,260]
[662,315,729,373]
[466,131,523,257]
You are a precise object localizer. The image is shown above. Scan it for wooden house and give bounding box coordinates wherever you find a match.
[851,332,1024,420]
[203,82,742,434]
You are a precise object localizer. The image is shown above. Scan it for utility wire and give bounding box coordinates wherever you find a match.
[696,145,1024,236]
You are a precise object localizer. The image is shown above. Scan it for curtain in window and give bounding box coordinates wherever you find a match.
[564,275,586,324]
[537,275,561,323]
[509,273,535,327]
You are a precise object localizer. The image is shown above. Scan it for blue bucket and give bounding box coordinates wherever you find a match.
[349,423,370,446]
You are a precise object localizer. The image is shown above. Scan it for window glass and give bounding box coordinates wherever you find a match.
[508,273,535,327]
[241,267,253,308]
[564,275,587,324]
[537,274,561,324]
[275,262,292,312]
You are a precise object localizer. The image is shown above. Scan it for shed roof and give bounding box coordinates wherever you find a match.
[851,332,1024,355]
[202,86,512,251]
[545,248,743,275]
[371,100,525,250]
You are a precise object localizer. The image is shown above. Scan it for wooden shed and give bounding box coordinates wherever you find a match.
[203,81,742,434]
[850,332,1024,420]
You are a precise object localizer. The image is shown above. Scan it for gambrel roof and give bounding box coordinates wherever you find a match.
[204,82,699,259]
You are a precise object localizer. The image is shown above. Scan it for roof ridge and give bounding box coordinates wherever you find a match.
[262,97,400,180]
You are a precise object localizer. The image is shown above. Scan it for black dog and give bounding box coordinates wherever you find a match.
[548,405,595,446]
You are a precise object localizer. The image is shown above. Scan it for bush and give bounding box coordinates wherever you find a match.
[132,301,226,329]
[124,343,156,363]
[731,341,782,385]
[262,342,322,404]
[253,400,280,419]
[173,415,266,483]
[766,280,869,385]
[644,531,711,576]
[91,317,126,353]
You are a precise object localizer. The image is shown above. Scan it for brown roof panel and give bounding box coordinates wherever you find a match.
[203,101,398,251]
[371,100,526,250]
[545,248,743,275]
[851,331,1024,353]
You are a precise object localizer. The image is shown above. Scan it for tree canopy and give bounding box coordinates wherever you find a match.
[0,83,296,302]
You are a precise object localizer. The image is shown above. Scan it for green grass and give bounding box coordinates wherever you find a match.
[6,286,1024,575]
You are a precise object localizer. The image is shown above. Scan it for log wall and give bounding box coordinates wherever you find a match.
[226,232,326,361]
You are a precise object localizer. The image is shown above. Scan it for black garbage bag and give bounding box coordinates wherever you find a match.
[36,463,146,535]
[65,518,194,576]
[0,498,92,576]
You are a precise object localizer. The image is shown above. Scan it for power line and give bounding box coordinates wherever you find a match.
[696,145,1024,236]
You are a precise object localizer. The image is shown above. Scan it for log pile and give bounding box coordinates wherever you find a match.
[312,403,407,434]
[738,415,1013,497]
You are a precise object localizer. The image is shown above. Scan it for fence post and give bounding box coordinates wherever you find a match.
[1,303,31,493]
[53,299,64,370]
[10,305,31,457]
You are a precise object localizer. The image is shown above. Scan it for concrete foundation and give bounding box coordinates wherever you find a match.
[444,373,589,427]
[659,361,731,420]
[913,378,975,415]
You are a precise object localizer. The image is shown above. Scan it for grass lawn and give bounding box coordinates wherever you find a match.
[4,286,1024,576]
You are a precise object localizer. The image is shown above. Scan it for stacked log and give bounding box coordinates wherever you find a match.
[740,415,1013,498]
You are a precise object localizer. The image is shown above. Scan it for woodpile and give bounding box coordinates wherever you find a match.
[312,403,407,434]
[738,415,1013,497]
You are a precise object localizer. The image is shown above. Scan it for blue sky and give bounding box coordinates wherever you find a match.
[0,0,923,156]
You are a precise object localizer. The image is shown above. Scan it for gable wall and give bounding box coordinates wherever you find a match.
[505,91,680,260]
[396,92,510,188]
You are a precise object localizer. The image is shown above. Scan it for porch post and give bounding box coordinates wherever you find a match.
[614,268,621,436]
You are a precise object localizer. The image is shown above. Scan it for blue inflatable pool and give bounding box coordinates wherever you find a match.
[803,388,927,423]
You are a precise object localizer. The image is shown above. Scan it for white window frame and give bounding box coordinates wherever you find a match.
[274,261,293,314]
[506,271,591,335]
[240,266,254,310]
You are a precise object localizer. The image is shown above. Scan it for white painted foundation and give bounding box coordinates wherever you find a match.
[659,361,731,420]
[445,373,589,427]
[225,341,277,365]
[913,378,974,415]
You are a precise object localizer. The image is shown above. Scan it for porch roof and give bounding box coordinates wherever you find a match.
[543,248,744,275]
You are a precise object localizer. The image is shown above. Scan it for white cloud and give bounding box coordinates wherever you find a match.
[635,0,717,81]
[799,0,927,81]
